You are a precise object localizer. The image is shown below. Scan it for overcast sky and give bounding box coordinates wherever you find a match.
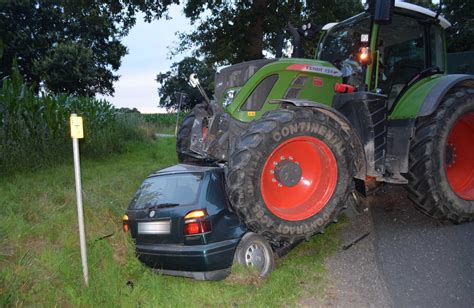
[98,5,192,113]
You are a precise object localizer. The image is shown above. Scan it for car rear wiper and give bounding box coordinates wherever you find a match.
[146,203,180,212]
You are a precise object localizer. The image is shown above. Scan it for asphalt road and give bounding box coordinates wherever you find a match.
[308,185,474,308]
[371,185,474,308]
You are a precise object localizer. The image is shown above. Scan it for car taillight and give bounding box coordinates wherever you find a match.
[122,214,129,233]
[184,209,211,236]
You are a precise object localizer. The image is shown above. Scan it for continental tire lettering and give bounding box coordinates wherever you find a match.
[273,132,281,142]
[299,122,310,132]
[318,125,327,136]
[326,130,335,142]
[281,127,289,137]
[289,123,298,134]
[310,123,320,133]
[296,225,304,234]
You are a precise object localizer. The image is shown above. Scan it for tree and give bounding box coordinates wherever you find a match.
[33,43,99,96]
[164,0,363,66]
[0,0,170,96]
[156,57,214,111]
[442,0,474,52]
[390,0,472,52]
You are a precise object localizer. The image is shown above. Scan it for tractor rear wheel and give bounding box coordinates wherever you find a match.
[407,87,474,223]
[226,108,356,244]
[176,111,204,164]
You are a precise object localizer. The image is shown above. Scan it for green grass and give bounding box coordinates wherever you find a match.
[0,138,341,307]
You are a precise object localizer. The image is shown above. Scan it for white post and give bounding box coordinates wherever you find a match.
[174,92,183,137]
[70,113,89,287]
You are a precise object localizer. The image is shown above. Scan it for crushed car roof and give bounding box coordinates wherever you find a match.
[149,164,221,176]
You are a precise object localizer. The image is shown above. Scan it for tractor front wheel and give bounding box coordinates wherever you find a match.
[226,108,356,244]
[407,87,474,222]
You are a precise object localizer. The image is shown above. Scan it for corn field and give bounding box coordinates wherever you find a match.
[142,113,186,126]
[0,62,143,175]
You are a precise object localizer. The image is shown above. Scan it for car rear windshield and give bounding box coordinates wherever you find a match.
[129,173,203,209]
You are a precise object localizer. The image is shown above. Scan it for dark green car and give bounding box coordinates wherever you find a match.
[123,164,274,280]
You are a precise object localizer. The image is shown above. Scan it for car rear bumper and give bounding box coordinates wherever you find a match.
[135,238,240,279]
[155,268,231,281]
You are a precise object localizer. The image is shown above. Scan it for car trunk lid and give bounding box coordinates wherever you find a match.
[127,172,204,245]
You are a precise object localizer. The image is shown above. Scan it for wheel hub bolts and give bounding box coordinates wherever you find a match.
[273,160,302,187]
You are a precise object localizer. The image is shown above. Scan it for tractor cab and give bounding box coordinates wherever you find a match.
[317,1,450,107]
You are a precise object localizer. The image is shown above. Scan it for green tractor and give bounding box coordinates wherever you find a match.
[177,0,474,246]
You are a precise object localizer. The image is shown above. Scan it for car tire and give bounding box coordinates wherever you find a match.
[234,232,274,278]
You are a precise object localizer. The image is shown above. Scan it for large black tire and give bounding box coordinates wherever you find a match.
[226,108,357,245]
[406,87,474,223]
[176,111,203,164]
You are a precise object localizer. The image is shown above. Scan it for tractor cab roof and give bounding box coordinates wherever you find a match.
[322,1,451,31]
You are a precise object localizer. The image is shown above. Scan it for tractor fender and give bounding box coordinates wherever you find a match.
[418,74,474,117]
[271,98,367,179]
[390,74,474,120]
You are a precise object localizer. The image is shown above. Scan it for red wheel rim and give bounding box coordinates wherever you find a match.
[260,136,338,221]
[444,112,474,200]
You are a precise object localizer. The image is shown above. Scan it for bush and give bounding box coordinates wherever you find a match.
[0,61,143,175]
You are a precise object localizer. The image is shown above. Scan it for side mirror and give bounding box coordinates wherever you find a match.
[372,0,394,24]
[189,73,200,88]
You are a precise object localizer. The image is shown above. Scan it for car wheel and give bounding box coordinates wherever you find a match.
[235,232,274,278]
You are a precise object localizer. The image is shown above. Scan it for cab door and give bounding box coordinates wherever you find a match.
[375,14,446,108]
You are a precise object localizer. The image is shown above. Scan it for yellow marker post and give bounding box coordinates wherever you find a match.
[70,114,89,287]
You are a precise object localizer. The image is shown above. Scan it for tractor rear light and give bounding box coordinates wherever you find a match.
[122,214,129,233]
[334,83,356,93]
[184,209,211,236]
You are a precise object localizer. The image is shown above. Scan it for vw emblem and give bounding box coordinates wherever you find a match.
[149,210,155,218]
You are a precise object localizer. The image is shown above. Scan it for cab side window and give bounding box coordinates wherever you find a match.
[430,25,445,71]
[378,15,426,102]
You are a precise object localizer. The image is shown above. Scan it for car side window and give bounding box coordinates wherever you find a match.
[206,172,226,206]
